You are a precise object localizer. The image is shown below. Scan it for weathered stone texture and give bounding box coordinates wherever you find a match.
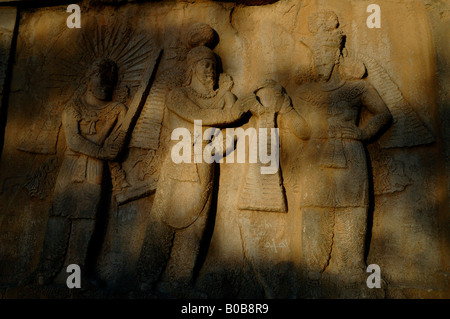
[0,7,16,116]
[0,0,448,298]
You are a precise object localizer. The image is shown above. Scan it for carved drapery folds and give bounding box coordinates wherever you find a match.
[0,1,446,299]
[237,80,288,213]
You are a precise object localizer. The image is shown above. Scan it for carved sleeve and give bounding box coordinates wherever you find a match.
[279,107,310,140]
[360,83,393,141]
[62,105,102,158]
[113,103,128,126]
[166,89,243,126]
[105,103,129,149]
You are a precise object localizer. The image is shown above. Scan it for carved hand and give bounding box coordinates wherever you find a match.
[98,144,121,161]
[113,130,128,148]
[99,130,127,161]
[104,130,127,151]
[239,93,260,115]
[341,125,368,141]
[219,73,234,91]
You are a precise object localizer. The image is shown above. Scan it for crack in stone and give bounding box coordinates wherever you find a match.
[321,209,335,274]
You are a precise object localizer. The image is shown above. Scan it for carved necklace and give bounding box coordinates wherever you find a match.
[78,96,115,135]
[185,86,218,99]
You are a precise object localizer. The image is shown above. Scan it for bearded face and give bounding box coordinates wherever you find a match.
[194,58,216,90]
[312,47,339,82]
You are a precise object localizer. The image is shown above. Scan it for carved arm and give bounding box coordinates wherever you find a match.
[359,83,393,141]
[166,89,247,126]
[62,107,121,161]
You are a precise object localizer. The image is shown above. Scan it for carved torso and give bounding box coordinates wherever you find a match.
[70,97,126,147]
[50,98,126,219]
[293,80,369,208]
[53,97,126,192]
[167,86,228,133]
[155,84,235,229]
[294,80,367,140]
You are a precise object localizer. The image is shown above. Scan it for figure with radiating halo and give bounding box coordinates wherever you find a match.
[35,57,128,286]
[17,19,157,287]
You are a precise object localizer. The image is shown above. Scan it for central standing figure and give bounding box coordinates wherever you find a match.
[136,46,250,297]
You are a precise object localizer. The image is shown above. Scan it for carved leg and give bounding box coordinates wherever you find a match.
[317,207,371,298]
[158,209,209,298]
[136,217,175,292]
[302,208,334,286]
[166,214,207,283]
[65,218,96,273]
[37,216,71,285]
[328,207,367,285]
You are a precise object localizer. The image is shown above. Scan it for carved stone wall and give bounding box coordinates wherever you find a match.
[0,0,448,299]
[0,7,16,134]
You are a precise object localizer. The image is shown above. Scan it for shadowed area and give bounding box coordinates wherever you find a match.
[0,0,448,299]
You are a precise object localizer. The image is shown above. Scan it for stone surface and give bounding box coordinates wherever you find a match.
[0,7,16,119]
[0,0,448,299]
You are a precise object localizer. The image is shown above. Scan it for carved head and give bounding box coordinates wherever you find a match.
[185,46,217,89]
[255,79,291,113]
[308,11,339,33]
[86,58,118,101]
[312,45,341,81]
[307,11,345,81]
[186,23,217,49]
